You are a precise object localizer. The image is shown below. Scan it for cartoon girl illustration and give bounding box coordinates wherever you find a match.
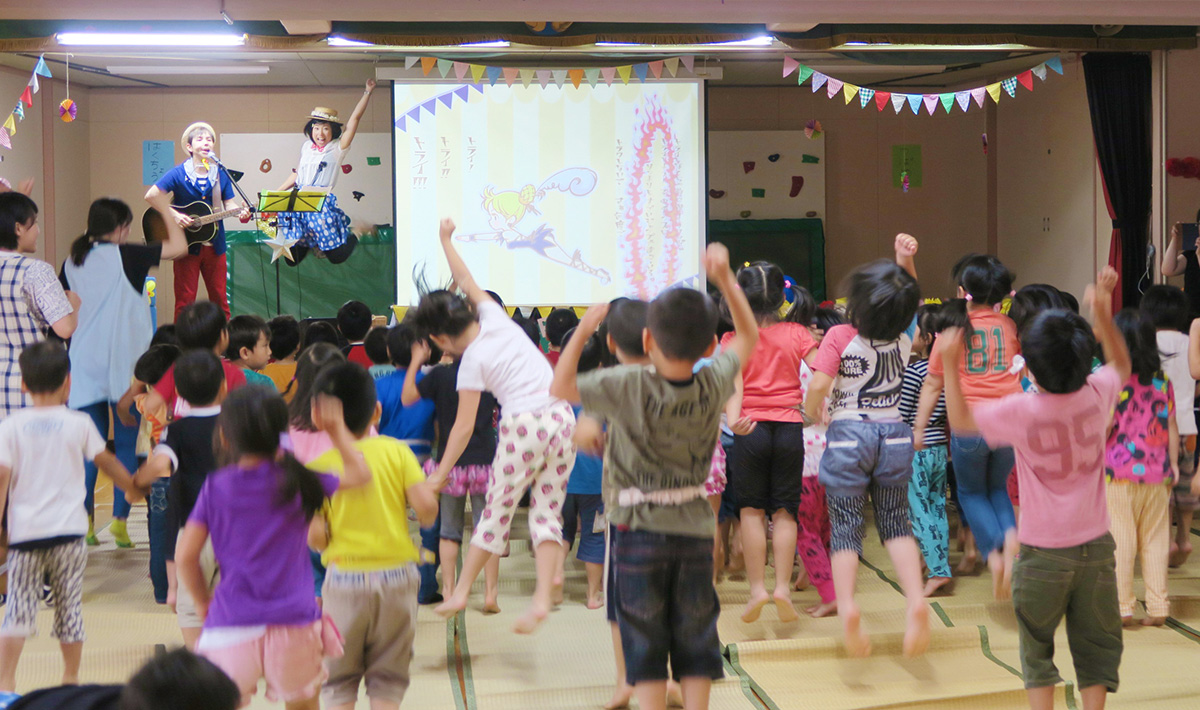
[455,167,611,284]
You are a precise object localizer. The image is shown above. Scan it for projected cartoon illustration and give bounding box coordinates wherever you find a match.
[455,167,611,284]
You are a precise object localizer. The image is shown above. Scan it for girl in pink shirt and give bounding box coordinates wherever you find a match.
[720,261,817,624]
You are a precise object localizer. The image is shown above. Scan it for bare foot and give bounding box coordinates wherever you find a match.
[512,602,550,634]
[741,592,770,623]
[605,684,634,710]
[955,549,979,575]
[806,601,838,618]
[483,599,502,615]
[666,680,684,707]
[988,552,1010,601]
[61,674,79,686]
[793,568,810,591]
[923,576,954,597]
[773,590,800,622]
[841,603,871,657]
[587,593,604,610]
[903,602,930,658]
[1122,616,1138,628]
[435,594,468,619]
[1169,544,1192,568]
[1141,616,1167,627]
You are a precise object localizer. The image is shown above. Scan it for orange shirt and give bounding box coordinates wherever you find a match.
[721,322,817,422]
[262,361,298,402]
[929,309,1022,406]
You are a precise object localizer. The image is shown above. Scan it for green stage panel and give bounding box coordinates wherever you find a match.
[708,218,826,301]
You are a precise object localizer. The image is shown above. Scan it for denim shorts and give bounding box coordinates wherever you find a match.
[612,529,724,684]
[819,420,914,497]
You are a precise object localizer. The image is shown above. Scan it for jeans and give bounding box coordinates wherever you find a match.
[147,477,169,603]
[949,433,1015,555]
[80,401,138,520]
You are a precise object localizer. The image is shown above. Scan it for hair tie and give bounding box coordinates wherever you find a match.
[964,294,974,302]
[1009,290,1016,297]
[992,302,1004,313]
[784,279,792,289]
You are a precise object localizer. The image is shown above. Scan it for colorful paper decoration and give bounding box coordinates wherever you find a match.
[0,128,9,150]
[18,86,32,107]
[783,56,800,78]
[59,99,77,122]
[33,56,51,78]
[804,119,822,139]
[1016,70,1034,91]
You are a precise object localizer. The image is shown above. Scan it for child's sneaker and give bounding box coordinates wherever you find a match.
[86,515,99,547]
[111,519,134,549]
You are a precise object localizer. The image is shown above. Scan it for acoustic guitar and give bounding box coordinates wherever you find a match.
[142,200,249,245]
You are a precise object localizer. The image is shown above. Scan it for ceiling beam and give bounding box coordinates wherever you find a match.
[281,20,332,34]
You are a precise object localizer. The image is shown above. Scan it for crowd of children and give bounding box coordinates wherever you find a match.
[2,190,1200,710]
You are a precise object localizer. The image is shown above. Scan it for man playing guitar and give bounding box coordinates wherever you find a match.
[144,121,250,319]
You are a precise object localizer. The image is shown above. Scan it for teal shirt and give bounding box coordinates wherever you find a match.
[243,368,275,389]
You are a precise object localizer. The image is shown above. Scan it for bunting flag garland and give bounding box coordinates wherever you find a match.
[436,59,452,78]
[18,86,32,107]
[0,128,9,150]
[584,68,599,87]
[1002,77,1018,97]
[907,94,922,114]
[470,64,486,83]
[811,72,828,92]
[986,82,1003,103]
[858,87,874,108]
[874,90,890,111]
[971,88,987,108]
[33,55,51,78]
[502,67,518,86]
[2,54,54,149]
[1016,70,1034,91]
[393,84,479,131]
[891,93,906,113]
[955,91,971,112]
[12,104,23,122]
[485,66,502,85]
[601,67,616,85]
[783,56,800,78]
[1031,64,1048,81]
[923,94,938,115]
[568,68,584,88]
[841,82,858,104]
[826,77,843,99]
[397,54,702,93]
[663,57,680,76]
[2,115,14,136]
[616,65,632,84]
[796,65,814,85]
[648,60,663,79]
[420,57,436,76]
[404,56,419,70]
[1045,57,1064,75]
[552,69,568,87]
[520,68,535,87]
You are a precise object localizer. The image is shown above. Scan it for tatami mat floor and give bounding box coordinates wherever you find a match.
[12,502,1200,708]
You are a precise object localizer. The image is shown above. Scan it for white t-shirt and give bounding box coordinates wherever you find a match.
[812,324,913,422]
[457,300,557,415]
[1158,330,1197,436]
[0,406,107,544]
[295,140,345,190]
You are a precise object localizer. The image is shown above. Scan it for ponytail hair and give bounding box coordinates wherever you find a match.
[71,198,133,266]
[725,261,813,325]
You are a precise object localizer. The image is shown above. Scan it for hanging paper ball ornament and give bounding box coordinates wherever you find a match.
[901,170,910,193]
[58,99,77,122]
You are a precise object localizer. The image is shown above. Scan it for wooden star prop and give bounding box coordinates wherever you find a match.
[264,233,300,263]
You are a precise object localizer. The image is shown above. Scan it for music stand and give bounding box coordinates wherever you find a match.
[257,190,328,316]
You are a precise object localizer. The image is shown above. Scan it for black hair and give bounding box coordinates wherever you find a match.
[364,326,391,366]
[151,324,180,348]
[176,301,228,351]
[605,297,649,358]
[1008,284,1072,335]
[311,361,378,436]
[732,261,811,325]
[225,314,269,363]
[134,344,181,387]
[119,648,240,710]
[174,350,225,407]
[1114,308,1162,385]
[302,321,342,351]
[18,340,69,394]
[411,289,479,340]
[562,326,605,374]
[952,253,1015,307]
[647,288,719,361]
[336,300,373,342]
[516,315,541,345]
[0,192,38,251]
[842,259,921,341]
[1060,290,1080,314]
[544,308,580,348]
[1140,284,1192,333]
[217,386,326,520]
[485,290,506,311]
[1021,310,1096,394]
[916,302,946,338]
[70,198,133,266]
[386,322,417,368]
[812,305,847,334]
[267,315,301,361]
[303,118,344,142]
[287,342,346,430]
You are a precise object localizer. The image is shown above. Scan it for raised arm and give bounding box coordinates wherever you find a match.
[707,243,759,366]
[1162,223,1188,277]
[550,304,609,404]
[313,395,372,489]
[1091,267,1131,382]
[340,79,376,151]
[439,218,491,307]
[401,341,430,406]
[895,233,919,281]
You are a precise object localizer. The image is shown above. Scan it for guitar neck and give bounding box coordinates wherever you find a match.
[193,207,244,226]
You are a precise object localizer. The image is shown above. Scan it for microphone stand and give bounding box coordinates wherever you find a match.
[208,153,285,316]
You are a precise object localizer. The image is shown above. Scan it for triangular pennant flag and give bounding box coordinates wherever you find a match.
[0,127,9,149]
[797,65,814,85]
[971,87,987,108]
[568,69,584,88]
[420,57,436,76]
[485,66,502,85]
[519,68,534,87]
[648,60,663,79]
[1045,56,1064,75]
[634,64,649,82]
[1002,77,1018,97]
[859,87,875,108]
[891,93,906,113]
[617,66,633,84]
[394,116,406,131]
[986,82,1003,103]
[584,68,600,87]
[33,55,51,78]
[551,69,568,87]
[907,94,922,114]
[505,306,518,317]
[453,62,469,80]
[826,77,843,99]
[28,75,38,94]
[470,64,486,84]
[1016,70,1034,91]
[1032,63,1048,81]
[12,104,23,121]
[404,56,419,70]
[681,55,695,73]
[783,56,800,78]
[811,71,828,92]
[438,92,455,108]
[454,86,470,101]
[573,306,588,318]
[536,69,551,88]
[406,107,420,122]
[4,114,15,136]
[600,67,616,85]
[18,86,32,107]
[436,59,452,78]
[955,91,971,112]
[841,82,859,104]
[923,94,938,115]
[664,57,680,77]
[875,90,891,111]
[939,93,954,113]
[503,67,519,86]
[420,99,437,116]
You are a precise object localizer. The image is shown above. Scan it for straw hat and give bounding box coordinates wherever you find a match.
[180,121,216,152]
[308,107,343,124]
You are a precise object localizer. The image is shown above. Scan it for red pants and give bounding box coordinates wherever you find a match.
[173,246,229,321]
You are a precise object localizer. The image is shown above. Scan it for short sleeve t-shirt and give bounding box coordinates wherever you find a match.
[577,349,739,539]
[188,461,339,628]
[721,322,816,422]
[567,405,602,495]
[974,365,1123,548]
[1157,330,1196,436]
[155,410,219,558]
[376,368,436,458]
[812,324,913,422]
[154,359,247,420]
[458,300,556,415]
[899,359,948,447]
[929,309,1022,406]
[152,162,236,255]
[310,436,426,571]
[0,406,106,544]
[417,363,498,467]
[1106,373,1175,485]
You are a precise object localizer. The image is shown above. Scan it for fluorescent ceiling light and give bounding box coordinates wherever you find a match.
[107,65,269,75]
[458,40,510,47]
[327,36,373,47]
[598,35,776,48]
[57,32,245,47]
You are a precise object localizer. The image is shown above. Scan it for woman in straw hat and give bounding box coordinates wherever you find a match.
[277,79,376,265]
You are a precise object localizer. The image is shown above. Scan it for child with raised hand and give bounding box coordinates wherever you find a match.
[175,384,372,709]
[416,218,577,633]
[1105,309,1177,627]
[0,341,143,691]
[721,261,819,624]
[917,254,1022,600]
[554,243,758,710]
[941,267,1128,710]
[804,235,929,659]
[225,315,275,389]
